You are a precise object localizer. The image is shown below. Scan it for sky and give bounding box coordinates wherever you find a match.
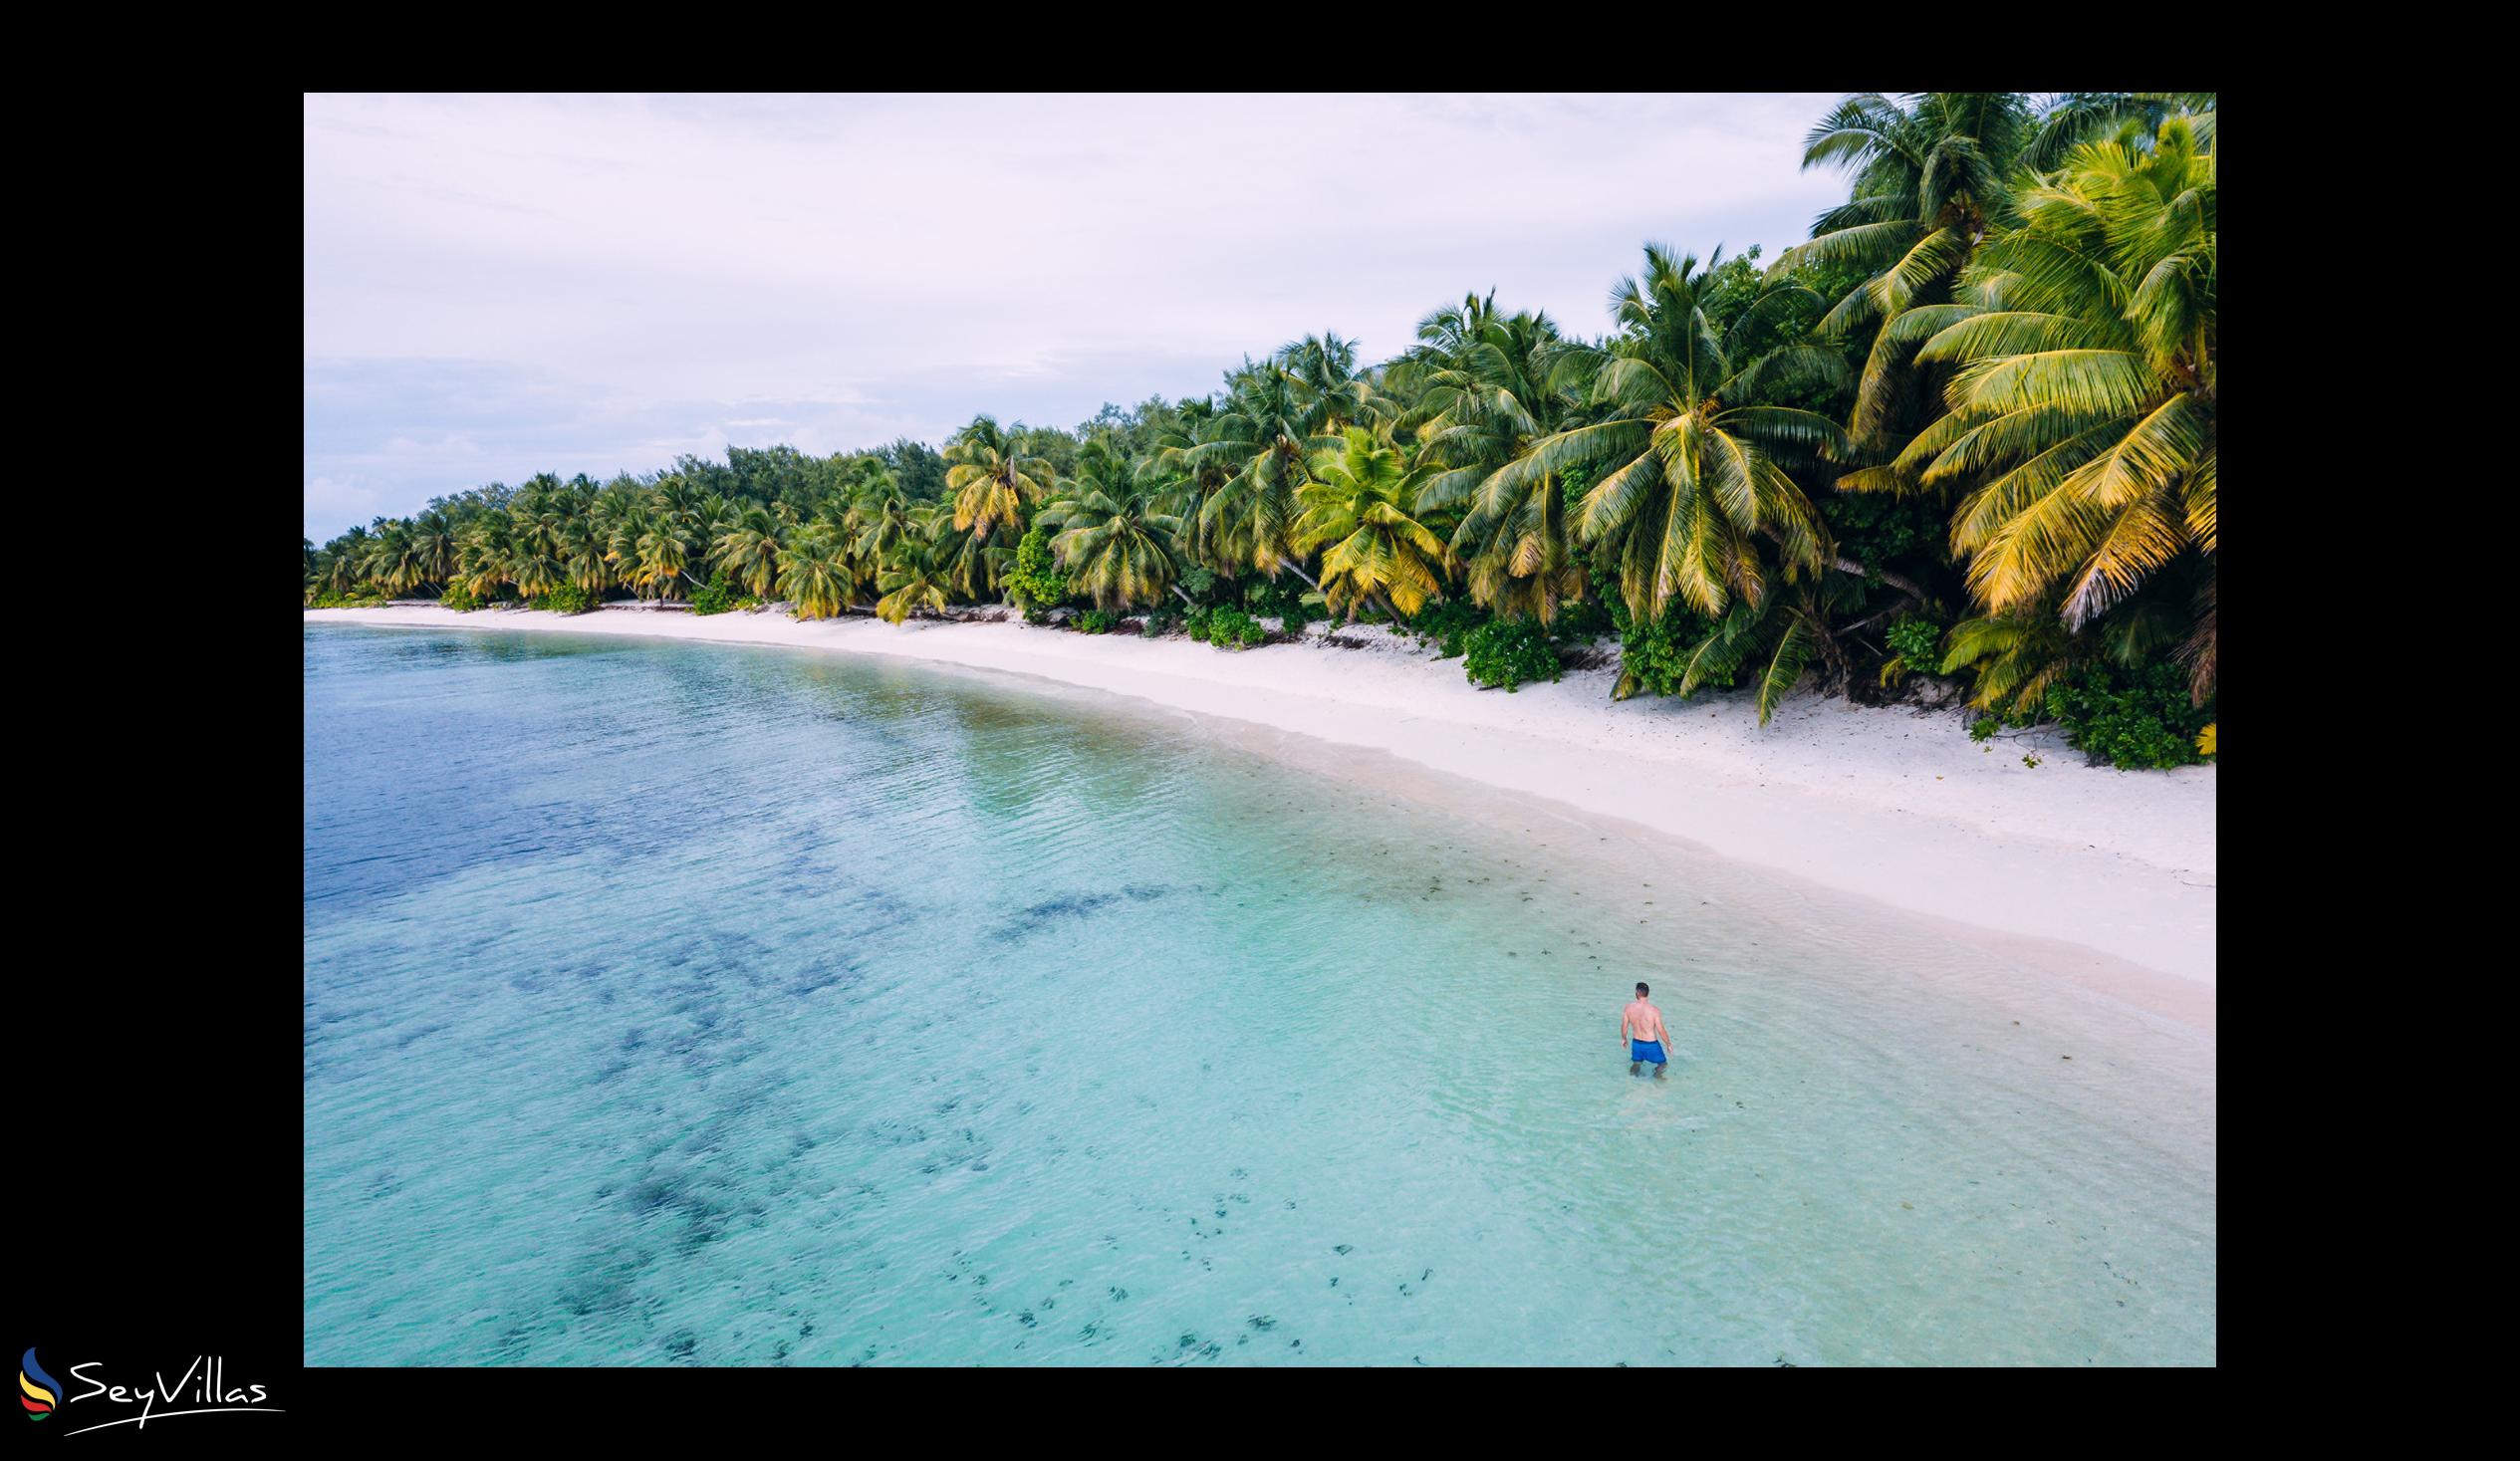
[304,93,1849,542]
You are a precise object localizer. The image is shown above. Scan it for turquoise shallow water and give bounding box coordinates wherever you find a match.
[303,624,2215,1365]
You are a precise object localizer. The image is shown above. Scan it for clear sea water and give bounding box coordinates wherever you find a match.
[303,624,2215,1366]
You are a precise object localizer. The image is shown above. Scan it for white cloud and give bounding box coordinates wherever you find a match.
[304,93,1850,539]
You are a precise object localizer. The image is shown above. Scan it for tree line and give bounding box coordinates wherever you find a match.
[307,94,2215,769]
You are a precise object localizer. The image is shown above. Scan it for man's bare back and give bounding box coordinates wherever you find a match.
[1623,984,1670,1078]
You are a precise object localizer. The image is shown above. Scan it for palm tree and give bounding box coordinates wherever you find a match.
[1907,117,2216,700]
[776,525,855,620]
[1781,93,2034,452]
[1276,332,1393,431]
[2023,94,2216,172]
[1489,245,1844,628]
[630,518,694,601]
[1651,575,1874,723]
[512,550,561,601]
[455,517,515,600]
[1047,441,1186,610]
[1189,337,1393,583]
[410,510,459,593]
[846,471,914,579]
[932,514,1007,602]
[326,526,371,595]
[942,415,1054,548]
[369,522,426,596]
[1141,407,1247,576]
[1397,297,1588,624]
[561,518,612,599]
[1936,612,2074,715]
[1187,365,1315,578]
[874,530,954,624]
[1294,427,1449,620]
[711,506,786,599]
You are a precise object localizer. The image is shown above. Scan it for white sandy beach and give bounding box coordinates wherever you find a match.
[306,604,2215,1022]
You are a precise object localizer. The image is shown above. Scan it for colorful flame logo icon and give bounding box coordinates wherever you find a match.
[20,1348,60,1421]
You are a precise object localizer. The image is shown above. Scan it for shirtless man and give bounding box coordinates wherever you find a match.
[1623,981,1671,1079]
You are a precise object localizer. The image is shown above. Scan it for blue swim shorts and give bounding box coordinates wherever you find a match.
[1631,1039,1666,1066]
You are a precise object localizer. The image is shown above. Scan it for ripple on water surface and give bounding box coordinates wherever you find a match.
[303,625,2215,1365]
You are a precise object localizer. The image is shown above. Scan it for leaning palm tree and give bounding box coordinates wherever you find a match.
[942,414,1054,548]
[1488,245,1845,631]
[1904,117,2216,700]
[1293,427,1450,620]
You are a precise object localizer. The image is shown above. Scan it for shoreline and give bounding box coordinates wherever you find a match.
[304,605,2215,1016]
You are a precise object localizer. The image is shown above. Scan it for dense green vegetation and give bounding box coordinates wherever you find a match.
[307,94,2214,768]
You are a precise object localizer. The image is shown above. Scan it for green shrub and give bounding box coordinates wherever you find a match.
[309,587,389,609]
[1004,524,1070,611]
[1603,595,1723,698]
[438,585,483,611]
[1550,593,1616,642]
[689,570,740,615]
[1881,616,1943,685]
[2042,661,2213,770]
[1140,603,1183,637]
[536,583,595,614]
[1192,606,1264,648]
[1243,578,1314,635]
[1076,609,1119,634]
[1463,615,1562,691]
[1406,599,1490,659]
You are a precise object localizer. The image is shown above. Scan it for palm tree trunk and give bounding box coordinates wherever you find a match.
[1274,557,1320,591]
[1757,523,1928,604]
[1833,557,1927,603]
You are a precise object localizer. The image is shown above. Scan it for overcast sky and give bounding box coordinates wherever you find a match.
[304,93,1848,541]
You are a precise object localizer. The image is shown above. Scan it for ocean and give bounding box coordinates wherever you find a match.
[303,623,2215,1365]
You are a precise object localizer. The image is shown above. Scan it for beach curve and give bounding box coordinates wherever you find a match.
[305,605,2216,1007]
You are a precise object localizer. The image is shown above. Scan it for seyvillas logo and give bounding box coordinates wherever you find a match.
[20,1348,60,1421]
[18,1349,282,1435]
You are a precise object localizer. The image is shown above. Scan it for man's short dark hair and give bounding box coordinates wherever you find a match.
[1636,982,1649,996]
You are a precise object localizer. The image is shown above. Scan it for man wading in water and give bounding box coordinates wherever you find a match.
[1623,981,1671,1079]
